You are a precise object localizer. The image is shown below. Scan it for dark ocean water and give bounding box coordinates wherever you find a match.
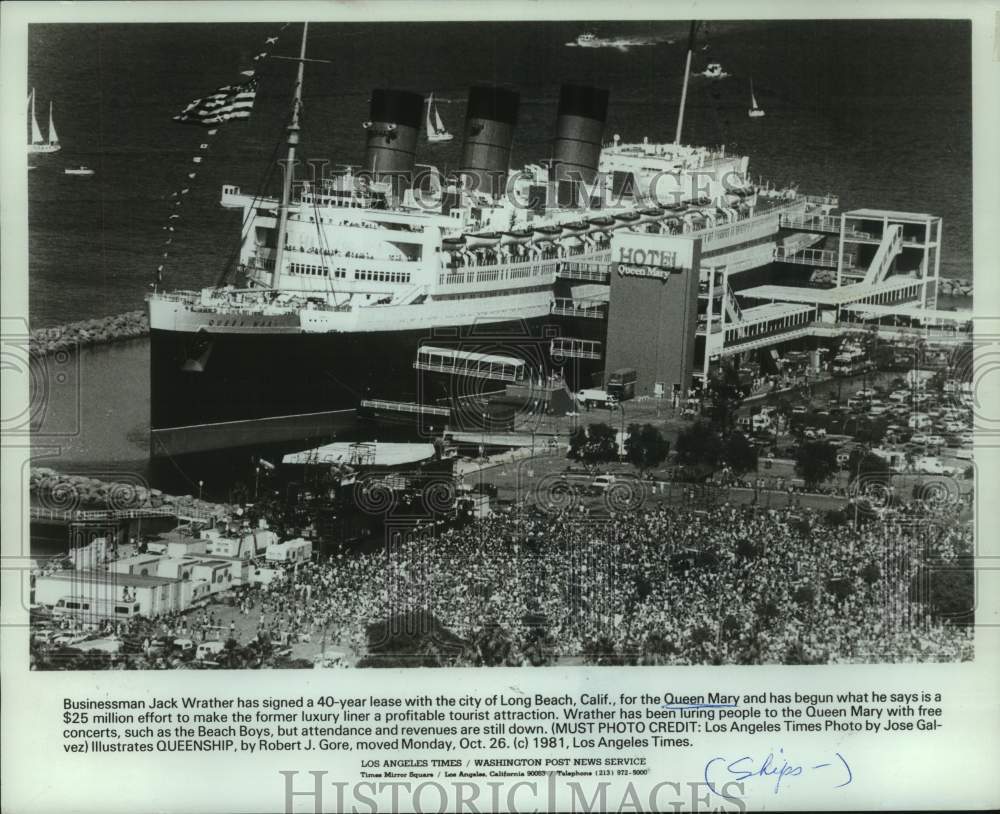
[28,19,972,328]
[25,19,973,481]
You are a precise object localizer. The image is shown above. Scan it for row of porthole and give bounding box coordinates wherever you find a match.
[207,319,280,327]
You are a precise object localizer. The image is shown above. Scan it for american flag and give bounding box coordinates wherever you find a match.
[173,79,258,126]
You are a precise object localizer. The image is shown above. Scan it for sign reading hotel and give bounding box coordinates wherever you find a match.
[612,232,696,281]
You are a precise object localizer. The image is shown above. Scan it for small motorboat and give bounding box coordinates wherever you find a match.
[700,63,730,79]
[64,165,94,176]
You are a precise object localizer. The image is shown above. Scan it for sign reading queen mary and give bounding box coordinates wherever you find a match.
[612,232,697,281]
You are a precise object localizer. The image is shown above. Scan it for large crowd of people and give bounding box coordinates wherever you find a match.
[242,498,973,666]
[31,492,973,669]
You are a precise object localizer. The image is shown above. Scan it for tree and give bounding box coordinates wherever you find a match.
[854,418,887,446]
[704,363,746,434]
[723,431,758,475]
[675,420,723,467]
[568,422,619,467]
[848,450,891,491]
[911,559,974,626]
[358,611,472,668]
[794,440,839,489]
[624,423,671,472]
[567,426,588,459]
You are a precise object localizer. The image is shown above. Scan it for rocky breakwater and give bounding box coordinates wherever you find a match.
[937,278,973,298]
[30,310,149,358]
[30,467,232,521]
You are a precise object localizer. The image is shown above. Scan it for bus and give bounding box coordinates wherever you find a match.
[52,596,142,622]
[606,368,637,401]
[832,348,873,377]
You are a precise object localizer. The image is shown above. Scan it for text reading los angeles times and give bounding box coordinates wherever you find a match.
[61,689,944,755]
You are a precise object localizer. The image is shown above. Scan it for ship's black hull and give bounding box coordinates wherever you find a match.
[150,315,606,448]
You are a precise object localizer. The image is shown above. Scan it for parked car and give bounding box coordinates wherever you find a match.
[32,628,61,645]
[910,433,930,446]
[196,641,226,661]
[925,435,946,448]
[914,457,961,477]
[588,474,618,494]
[52,632,90,647]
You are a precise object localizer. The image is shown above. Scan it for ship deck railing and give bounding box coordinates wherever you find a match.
[801,193,840,208]
[151,287,354,315]
[704,312,966,358]
[550,337,602,360]
[414,360,524,383]
[773,246,853,269]
[414,346,527,383]
[30,506,183,523]
[779,213,869,238]
[360,399,451,417]
[557,261,611,282]
[550,298,608,318]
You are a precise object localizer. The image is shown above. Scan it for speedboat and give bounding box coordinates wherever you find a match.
[65,165,94,176]
[699,63,730,79]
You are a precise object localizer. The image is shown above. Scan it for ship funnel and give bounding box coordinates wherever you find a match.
[363,89,425,196]
[459,85,520,198]
[552,84,609,207]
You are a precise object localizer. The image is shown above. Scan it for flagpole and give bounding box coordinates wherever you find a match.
[674,21,698,145]
[272,21,309,289]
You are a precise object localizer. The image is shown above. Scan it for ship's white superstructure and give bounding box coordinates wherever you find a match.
[149,151,765,336]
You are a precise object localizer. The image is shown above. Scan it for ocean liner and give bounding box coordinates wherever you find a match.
[147,23,839,455]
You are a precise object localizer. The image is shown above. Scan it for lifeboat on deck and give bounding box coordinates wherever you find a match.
[559,221,589,237]
[442,236,466,252]
[639,207,665,223]
[612,210,641,224]
[532,225,562,240]
[501,229,533,247]
[463,231,502,249]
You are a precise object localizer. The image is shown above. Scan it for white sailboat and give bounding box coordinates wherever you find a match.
[426,93,454,143]
[27,89,61,154]
[748,78,765,118]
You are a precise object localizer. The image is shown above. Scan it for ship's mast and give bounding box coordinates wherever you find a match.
[674,21,698,145]
[272,22,309,289]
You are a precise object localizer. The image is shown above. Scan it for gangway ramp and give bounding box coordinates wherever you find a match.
[862,224,904,286]
[739,276,923,308]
